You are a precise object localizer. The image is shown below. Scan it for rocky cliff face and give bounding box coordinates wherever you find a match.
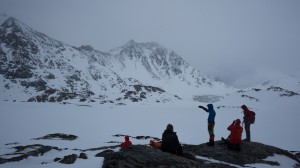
[0,15,235,104]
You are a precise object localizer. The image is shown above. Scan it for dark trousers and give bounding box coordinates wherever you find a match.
[244,123,251,141]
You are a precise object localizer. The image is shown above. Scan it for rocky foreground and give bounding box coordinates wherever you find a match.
[0,133,299,168]
[100,142,300,168]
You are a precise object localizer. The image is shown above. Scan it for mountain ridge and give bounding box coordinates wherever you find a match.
[0,15,235,104]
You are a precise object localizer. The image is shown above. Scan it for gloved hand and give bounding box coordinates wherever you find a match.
[231,120,235,125]
[198,106,204,108]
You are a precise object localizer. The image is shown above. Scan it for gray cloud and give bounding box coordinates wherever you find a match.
[1,0,300,88]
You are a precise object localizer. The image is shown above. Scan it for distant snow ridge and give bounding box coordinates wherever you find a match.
[0,15,235,104]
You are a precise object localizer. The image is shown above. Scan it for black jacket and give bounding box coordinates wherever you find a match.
[161,130,182,154]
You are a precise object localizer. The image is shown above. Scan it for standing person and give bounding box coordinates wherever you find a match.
[120,135,133,149]
[150,124,182,155]
[199,104,216,146]
[222,119,243,151]
[241,105,252,142]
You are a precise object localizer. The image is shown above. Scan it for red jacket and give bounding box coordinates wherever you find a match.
[227,121,243,145]
[242,105,252,124]
[121,136,132,149]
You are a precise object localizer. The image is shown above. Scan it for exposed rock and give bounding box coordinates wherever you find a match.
[184,141,300,166]
[241,94,259,102]
[267,86,299,97]
[59,154,78,164]
[79,152,88,159]
[102,145,198,168]
[112,134,161,141]
[33,133,78,141]
[101,141,300,168]
[0,144,56,164]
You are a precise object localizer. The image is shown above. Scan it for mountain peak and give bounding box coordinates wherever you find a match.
[127,39,136,45]
[0,15,235,103]
[78,45,95,51]
[122,39,137,48]
[122,39,162,49]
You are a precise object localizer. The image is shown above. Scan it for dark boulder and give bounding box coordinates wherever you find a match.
[59,154,78,164]
[101,141,300,168]
[33,133,78,141]
[102,145,197,168]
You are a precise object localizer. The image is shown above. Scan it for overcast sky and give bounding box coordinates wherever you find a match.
[1,0,300,88]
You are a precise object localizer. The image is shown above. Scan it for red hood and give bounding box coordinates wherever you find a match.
[241,105,249,111]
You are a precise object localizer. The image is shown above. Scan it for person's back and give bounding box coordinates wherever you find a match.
[206,104,216,124]
[161,124,182,155]
[241,104,252,141]
[227,119,243,145]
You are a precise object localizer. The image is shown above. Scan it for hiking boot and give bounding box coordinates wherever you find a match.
[206,140,214,147]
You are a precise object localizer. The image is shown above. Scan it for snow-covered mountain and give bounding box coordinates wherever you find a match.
[0,14,235,104]
[108,40,235,97]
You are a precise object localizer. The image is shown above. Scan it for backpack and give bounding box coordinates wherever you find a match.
[249,111,256,124]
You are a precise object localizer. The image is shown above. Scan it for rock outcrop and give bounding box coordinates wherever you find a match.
[99,141,300,168]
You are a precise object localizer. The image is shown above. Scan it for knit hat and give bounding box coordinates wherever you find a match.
[235,119,241,126]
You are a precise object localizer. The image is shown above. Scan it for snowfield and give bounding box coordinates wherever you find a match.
[1,93,299,167]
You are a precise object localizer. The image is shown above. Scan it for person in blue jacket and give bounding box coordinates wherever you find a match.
[199,104,216,146]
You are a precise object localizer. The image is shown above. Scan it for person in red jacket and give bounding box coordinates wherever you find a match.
[241,104,252,142]
[222,119,243,151]
[120,135,133,149]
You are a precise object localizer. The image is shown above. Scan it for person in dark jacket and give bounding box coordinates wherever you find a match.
[222,119,243,151]
[241,105,252,142]
[120,135,133,149]
[161,124,183,155]
[199,104,216,146]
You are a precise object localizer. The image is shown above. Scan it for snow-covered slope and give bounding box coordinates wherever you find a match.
[0,15,235,104]
[108,40,235,98]
[0,91,300,167]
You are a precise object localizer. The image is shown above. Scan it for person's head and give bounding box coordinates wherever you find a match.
[207,104,214,110]
[166,124,173,131]
[235,119,241,126]
[241,105,249,111]
[125,135,130,141]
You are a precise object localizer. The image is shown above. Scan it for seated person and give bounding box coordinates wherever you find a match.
[221,119,243,151]
[120,135,133,149]
[150,124,182,155]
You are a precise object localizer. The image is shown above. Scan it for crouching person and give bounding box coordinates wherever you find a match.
[222,119,243,151]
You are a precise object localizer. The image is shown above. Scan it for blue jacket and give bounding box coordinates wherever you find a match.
[203,104,216,124]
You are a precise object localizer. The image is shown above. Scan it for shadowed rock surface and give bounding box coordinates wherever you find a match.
[33,133,78,141]
[100,141,300,168]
